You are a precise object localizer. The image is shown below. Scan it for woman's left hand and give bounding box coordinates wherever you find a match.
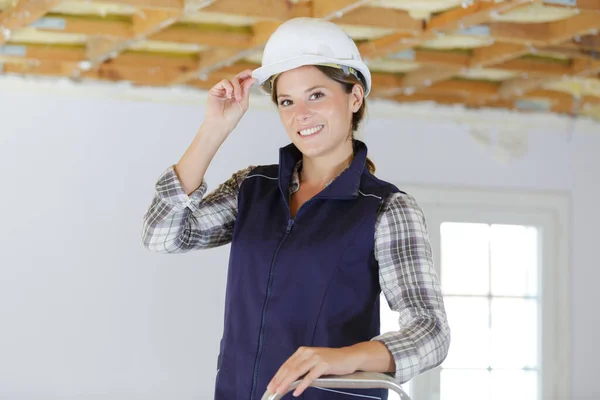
[267,346,361,397]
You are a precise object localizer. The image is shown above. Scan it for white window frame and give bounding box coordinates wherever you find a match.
[395,184,571,400]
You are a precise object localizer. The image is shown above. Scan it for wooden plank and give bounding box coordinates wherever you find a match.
[2,57,196,86]
[169,0,369,84]
[490,10,600,46]
[399,65,463,89]
[0,43,206,73]
[170,46,240,84]
[534,45,597,60]
[415,50,470,67]
[312,0,374,19]
[2,60,80,76]
[151,24,251,48]
[570,58,600,76]
[131,9,180,37]
[498,76,549,98]
[358,32,423,59]
[75,0,214,74]
[87,0,183,11]
[426,0,537,31]
[82,62,191,85]
[470,43,530,68]
[16,45,86,62]
[359,0,536,59]
[337,7,422,33]
[33,15,131,38]
[424,79,500,97]
[579,33,600,49]
[201,0,309,20]
[545,0,600,11]
[489,21,554,46]
[84,36,123,64]
[493,58,573,76]
[0,0,63,45]
[547,10,600,45]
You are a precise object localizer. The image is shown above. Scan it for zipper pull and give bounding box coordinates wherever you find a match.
[286,219,295,233]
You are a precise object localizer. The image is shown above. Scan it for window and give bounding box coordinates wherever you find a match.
[380,186,570,400]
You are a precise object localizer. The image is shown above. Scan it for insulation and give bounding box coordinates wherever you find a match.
[458,68,518,81]
[50,1,137,17]
[491,3,579,24]
[421,34,495,50]
[372,0,464,20]
[8,27,87,45]
[543,78,600,97]
[0,0,598,121]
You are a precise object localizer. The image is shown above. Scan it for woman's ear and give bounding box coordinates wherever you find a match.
[350,84,364,113]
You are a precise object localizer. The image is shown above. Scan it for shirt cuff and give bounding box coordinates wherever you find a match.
[155,165,208,209]
[371,331,420,385]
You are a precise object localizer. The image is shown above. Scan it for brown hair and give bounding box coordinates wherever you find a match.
[270,65,376,174]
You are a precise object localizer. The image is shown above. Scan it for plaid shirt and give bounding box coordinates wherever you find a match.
[142,163,450,385]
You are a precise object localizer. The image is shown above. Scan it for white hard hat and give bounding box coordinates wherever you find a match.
[252,17,372,97]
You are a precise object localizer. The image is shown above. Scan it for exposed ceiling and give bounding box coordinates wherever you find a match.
[1,0,599,121]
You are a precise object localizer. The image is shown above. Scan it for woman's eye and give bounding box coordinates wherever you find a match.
[310,91,324,100]
[279,99,292,107]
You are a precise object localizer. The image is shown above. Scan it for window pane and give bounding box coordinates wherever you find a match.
[490,224,539,297]
[491,370,538,400]
[441,369,490,400]
[442,297,490,369]
[491,298,538,369]
[441,222,490,296]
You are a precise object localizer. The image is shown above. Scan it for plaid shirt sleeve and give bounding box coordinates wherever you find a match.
[372,191,451,384]
[141,165,253,253]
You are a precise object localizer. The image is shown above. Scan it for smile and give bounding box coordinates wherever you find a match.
[298,125,324,137]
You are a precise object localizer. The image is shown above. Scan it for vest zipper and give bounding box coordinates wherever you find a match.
[249,217,294,400]
[249,196,321,399]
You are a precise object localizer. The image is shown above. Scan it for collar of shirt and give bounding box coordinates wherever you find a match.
[289,160,349,195]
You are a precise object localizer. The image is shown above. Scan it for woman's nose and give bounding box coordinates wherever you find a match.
[295,102,311,121]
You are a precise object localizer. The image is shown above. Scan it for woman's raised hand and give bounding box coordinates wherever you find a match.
[203,69,257,136]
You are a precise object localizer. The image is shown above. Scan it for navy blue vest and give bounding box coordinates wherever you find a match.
[214,140,401,400]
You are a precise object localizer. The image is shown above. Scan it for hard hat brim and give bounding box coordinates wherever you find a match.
[251,54,372,97]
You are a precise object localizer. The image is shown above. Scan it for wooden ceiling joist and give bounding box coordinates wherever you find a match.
[73,0,211,76]
[168,0,377,85]
[358,0,538,59]
[0,0,63,45]
[0,0,599,122]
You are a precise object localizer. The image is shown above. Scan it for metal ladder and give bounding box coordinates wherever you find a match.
[261,371,411,400]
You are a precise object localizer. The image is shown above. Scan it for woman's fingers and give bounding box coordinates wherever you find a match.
[210,79,234,99]
[207,69,256,104]
[268,348,305,392]
[274,359,313,395]
[230,75,243,101]
[292,363,329,397]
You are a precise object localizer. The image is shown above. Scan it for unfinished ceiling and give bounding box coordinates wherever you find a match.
[1,0,599,121]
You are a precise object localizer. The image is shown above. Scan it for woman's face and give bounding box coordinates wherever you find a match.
[274,66,363,160]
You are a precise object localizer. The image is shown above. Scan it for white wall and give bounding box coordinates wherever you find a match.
[0,76,598,400]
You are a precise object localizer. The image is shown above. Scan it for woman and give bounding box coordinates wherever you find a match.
[142,17,450,400]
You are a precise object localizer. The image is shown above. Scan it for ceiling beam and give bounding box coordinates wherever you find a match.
[0,0,64,45]
[490,9,600,46]
[199,0,310,20]
[72,0,214,77]
[87,0,183,11]
[311,0,375,19]
[335,6,422,33]
[470,43,530,68]
[168,0,374,85]
[359,0,537,59]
